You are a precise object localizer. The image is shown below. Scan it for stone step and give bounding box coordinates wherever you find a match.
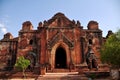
[47,69,76,73]
[53,69,69,72]
[37,72,88,80]
[77,63,109,72]
[37,76,88,80]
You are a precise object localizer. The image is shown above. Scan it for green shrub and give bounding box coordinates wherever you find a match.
[15,56,30,78]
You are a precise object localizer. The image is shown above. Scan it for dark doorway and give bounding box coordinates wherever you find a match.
[55,47,67,68]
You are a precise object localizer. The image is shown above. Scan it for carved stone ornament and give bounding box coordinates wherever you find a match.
[47,31,74,49]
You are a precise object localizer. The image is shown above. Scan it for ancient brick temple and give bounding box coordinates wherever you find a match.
[0,12,109,73]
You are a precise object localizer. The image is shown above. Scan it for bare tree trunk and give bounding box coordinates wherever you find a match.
[23,69,26,79]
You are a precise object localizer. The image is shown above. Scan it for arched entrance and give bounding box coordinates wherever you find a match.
[55,47,67,68]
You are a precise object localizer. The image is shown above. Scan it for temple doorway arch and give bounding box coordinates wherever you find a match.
[50,41,71,69]
[55,47,67,68]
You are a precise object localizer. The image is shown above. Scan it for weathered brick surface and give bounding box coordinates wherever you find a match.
[0,12,110,73]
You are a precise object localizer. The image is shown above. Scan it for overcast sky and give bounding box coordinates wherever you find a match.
[0,0,120,39]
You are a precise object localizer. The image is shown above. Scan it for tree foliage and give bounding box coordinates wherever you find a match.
[100,30,120,68]
[15,56,30,78]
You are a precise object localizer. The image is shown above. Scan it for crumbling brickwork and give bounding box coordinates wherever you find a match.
[0,12,110,72]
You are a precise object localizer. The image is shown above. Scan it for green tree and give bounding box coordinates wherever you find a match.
[100,30,120,68]
[15,56,30,78]
[100,30,120,79]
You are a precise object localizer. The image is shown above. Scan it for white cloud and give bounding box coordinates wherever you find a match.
[0,23,7,34]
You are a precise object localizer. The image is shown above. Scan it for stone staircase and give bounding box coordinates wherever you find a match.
[37,72,88,80]
[37,64,110,80]
[47,64,109,73]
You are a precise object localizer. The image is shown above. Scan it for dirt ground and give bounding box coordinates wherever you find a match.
[0,70,39,79]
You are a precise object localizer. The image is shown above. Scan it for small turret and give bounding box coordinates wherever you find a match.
[87,21,99,30]
[3,32,13,40]
[21,21,33,31]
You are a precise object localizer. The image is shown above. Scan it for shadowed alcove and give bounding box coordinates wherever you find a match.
[55,47,67,68]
